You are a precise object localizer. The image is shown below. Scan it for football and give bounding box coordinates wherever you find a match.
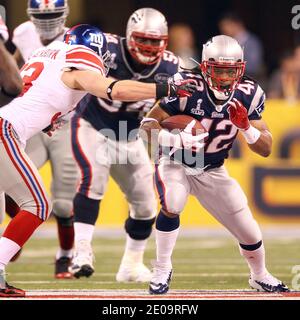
[161,115,207,136]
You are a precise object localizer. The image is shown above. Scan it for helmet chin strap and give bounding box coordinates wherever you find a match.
[211,87,229,101]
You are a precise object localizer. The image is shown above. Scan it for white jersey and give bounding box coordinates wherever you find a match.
[0,41,105,145]
[12,21,68,62]
[0,15,8,42]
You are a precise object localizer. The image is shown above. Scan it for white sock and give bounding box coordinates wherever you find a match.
[56,249,73,260]
[74,222,95,245]
[239,244,267,279]
[155,228,180,267]
[120,235,147,266]
[0,237,21,268]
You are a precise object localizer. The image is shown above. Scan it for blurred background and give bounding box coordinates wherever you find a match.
[1,0,300,228]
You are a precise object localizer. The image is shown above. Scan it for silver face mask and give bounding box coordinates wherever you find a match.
[27,1,69,40]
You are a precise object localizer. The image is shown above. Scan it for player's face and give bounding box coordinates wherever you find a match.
[133,36,164,58]
[203,62,245,93]
[211,66,237,88]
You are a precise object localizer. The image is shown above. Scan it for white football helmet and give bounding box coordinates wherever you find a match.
[200,35,246,100]
[27,0,69,40]
[126,8,168,65]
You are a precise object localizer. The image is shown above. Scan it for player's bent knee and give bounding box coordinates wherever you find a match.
[130,201,157,220]
[162,185,187,216]
[52,199,73,218]
[125,216,155,240]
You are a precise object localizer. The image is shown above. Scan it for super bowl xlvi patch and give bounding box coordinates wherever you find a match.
[191,98,205,116]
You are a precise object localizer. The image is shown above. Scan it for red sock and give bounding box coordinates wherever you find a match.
[56,217,74,250]
[5,195,20,218]
[3,210,43,247]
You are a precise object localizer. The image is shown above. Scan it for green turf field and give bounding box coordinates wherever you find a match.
[5,233,300,292]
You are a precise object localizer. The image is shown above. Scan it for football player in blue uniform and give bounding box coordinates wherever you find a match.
[69,8,180,282]
[141,35,289,294]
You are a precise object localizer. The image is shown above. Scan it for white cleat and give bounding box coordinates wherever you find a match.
[116,263,152,283]
[68,240,95,278]
[149,262,173,295]
[249,272,289,292]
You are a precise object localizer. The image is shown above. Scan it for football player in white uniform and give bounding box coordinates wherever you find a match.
[6,0,76,278]
[0,24,196,297]
[141,35,289,294]
[0,14,23,225]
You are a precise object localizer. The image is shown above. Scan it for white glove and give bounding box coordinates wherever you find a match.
[158,119,208,155]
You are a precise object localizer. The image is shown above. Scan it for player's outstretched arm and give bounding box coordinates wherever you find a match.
[61,70,196,102]
[0,40,23,98]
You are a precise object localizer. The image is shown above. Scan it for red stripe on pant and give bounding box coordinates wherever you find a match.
[0,119,41,218]
[8,123,49,219]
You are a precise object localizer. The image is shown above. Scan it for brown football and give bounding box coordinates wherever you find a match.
[161,115,207,136]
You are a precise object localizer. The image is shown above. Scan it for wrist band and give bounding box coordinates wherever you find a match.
[140,117,159,125]
[241,125,261,144]
[106,80,119,100]
[156,83,170,99]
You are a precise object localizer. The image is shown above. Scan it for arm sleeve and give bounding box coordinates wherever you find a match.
[248,84,266,120]
[64,45,105,75]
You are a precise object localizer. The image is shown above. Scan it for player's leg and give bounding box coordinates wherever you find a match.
[69,116,110,278]
[0,192,5,224]
[5,134,48,219]
[48,123,79,278]
[149,160,190,294]
[0,119,52,297]
[110,138,156,282]
[192,166,289,292]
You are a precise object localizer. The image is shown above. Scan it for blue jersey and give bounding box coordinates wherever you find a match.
[77,33,179,141]
[159,71,265,170]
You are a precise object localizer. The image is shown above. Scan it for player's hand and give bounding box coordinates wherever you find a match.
[169,120,208,155]
[227,98,250,130]
[169,79,198,98]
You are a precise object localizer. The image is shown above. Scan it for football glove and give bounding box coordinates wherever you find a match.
[227,98,250,130]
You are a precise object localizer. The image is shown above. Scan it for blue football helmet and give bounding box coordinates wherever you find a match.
[64,24,111,75]
[27,0,69,40]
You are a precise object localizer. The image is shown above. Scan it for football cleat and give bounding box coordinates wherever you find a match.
[249,273,290,292]
[116,263,152,283]
[149,263,173,295]
[55,256,73,279]
[68,240,94,278]
[0,269,25,298]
